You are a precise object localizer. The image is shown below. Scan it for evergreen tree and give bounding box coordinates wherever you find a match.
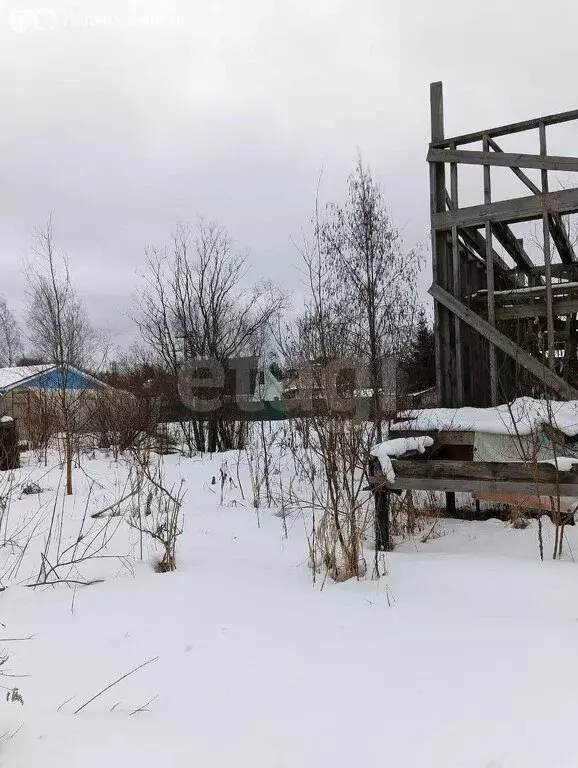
[405,309,436,392]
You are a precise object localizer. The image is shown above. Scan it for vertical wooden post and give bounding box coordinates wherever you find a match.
[450,140,463,406]
[430,82,450,406]
[371,457,390,552]
[374,487,391,552]
[539,121,555,373]
[483,134,498,404]
[430,82,457,514]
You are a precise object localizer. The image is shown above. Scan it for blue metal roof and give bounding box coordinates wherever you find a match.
[0,365,105,395]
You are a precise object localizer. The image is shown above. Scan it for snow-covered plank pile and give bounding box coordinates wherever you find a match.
[371,398,578,483]
[391,396,578,437]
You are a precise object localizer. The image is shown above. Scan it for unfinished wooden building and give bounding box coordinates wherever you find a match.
[428,82,578,406]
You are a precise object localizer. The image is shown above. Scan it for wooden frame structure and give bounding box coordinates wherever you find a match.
[429,82,578,407]
[370,429,578,550]
[369,87,578,545]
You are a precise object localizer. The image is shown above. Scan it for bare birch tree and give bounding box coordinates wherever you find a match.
[277,161,422,572]
[26,218,97,494]
[0,297,21,367]
[319,158,422,439]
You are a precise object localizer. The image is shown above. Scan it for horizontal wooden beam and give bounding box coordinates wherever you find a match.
[431,107,578,149]
[392,459,578,483]
[429,282,578,399]
[433,187,578,230]
[445,194,520,274]
[475,282,578,300]
[428,147,578,173]
[508,262,578,278]
[483,139,576,263]
[383,477,578,496]
[374,459,578,496]
[496,298,578,320]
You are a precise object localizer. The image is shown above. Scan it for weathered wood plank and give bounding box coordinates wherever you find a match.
[486,137,541,194]
[474,282,578,300]
[430,81,450,406]
[433,187,578,230]
[430,106,578,149]
[382,478,578,495]
[540,122,556,371]
[549,213,577,264]
[445,191,516,274]
[482,140,576,263]
[428,147,578,173]
[483,135,498,405]
[508,263,578,278]
[392,459,577,482]
[370,458,578,495]
[459,223,520,275]
[492,222,534,272]
[429,282,578,399]
[495,298,578,320]
[450,141,463,405]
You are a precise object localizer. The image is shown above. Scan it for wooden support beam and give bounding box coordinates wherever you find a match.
[540,122,556,371]
[509,262,578,278]
[444,190,515,274]
[492,222,534,272]
[430,106,578,149]
[373,459,578,496]
[429,282,578,399]
[374,486,391,551]
[383,477,578,496]
[433,187,578,230]
[549,213,577,264]
[430,82,451,406]
[495,299,578,320]
[486,137,541,194]
[483,135,498,404]
[484,139,576,263]
[450,141,463,405]
[459,224,519,275]
[428,147,578,173]
[392,459,578,484]
[475,282,578,299]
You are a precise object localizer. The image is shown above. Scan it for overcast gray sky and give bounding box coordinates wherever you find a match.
[1,0,578,354]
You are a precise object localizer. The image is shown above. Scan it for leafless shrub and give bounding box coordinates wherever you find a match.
[28,472,132,588]
[128,455,185,573]
[244,421,281,511]
[273,161,421,581]
[21,483,42,496]
[281,417,372,584]
[510,506,530,529]
[93,387,160,459]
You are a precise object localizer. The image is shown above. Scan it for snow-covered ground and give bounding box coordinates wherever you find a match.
[2,447,578,767]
